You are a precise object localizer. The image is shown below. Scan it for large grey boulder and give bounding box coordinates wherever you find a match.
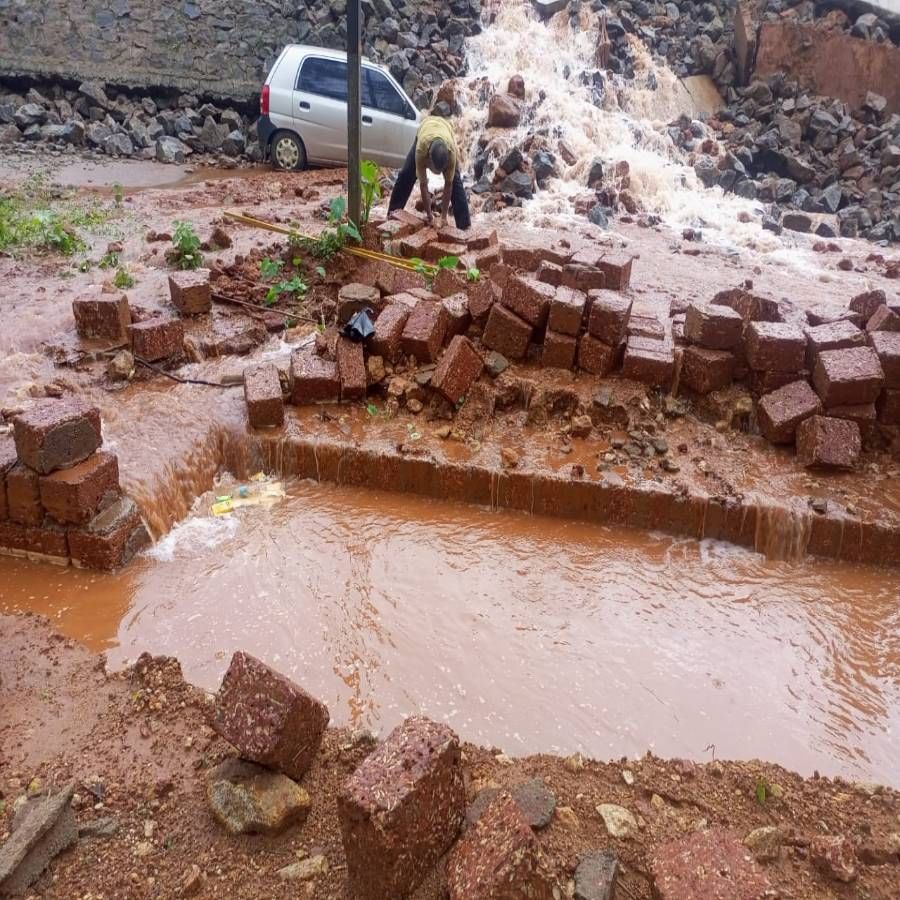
[13,104,47,128]
[156,135,191,164]
[105,132,135,156]
[198,116,229,152]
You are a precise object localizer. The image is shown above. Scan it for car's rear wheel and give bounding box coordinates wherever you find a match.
[271,131,306,171]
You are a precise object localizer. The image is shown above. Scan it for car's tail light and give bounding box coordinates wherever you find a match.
[261,84,270,116]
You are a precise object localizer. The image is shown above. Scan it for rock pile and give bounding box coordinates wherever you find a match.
[0,398,149,570]
[205,649,614,898]
[0,0,482,164]
[759,3,900,48]
[0,81,260,165]
[682,77,900,242]
[585,0,737,86]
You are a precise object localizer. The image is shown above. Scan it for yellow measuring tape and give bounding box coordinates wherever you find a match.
[224,210,436,275]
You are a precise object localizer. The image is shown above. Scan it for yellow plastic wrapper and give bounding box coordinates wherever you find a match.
[210,480,286,516]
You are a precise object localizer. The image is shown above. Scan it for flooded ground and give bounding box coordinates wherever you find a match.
[1,152,898,791]
[2,479,898,786]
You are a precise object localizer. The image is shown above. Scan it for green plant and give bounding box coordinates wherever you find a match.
[113,182,124,206]
[78,259,93,273]
[360,159,381,225]
[466,266,481,282]
[265,274,308,307]
[299,196,362,261]
[113,266,135,289]
[755,778,769,805]
[171,220,203,270]
[437,254,459,271]
[259,257,283,280]
[98,250,120,269]
[315,265,326,279]
[0,174,120,257]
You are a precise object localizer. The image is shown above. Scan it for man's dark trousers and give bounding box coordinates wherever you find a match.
[387,141,471,230]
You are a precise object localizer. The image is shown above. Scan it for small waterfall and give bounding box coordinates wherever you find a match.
[127,423,255,539]
[754,502,813,563]
[456,0,776,248]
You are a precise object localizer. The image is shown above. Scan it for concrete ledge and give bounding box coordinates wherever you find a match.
[251,431,900,567]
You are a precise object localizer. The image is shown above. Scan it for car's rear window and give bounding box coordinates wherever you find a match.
[297,57,347,100]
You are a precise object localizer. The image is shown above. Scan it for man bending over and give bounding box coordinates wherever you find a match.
[388,115,471,230]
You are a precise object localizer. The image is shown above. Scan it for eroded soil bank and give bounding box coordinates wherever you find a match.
[2,612,900,899]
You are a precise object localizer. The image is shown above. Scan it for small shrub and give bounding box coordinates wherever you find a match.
[259,257,283,280]
[113,266,135,289]
[265,274,308,307]
[171,220,203,270]
[360,159,381,226]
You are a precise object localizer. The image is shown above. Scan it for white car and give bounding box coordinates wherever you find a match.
[258,45,422,171]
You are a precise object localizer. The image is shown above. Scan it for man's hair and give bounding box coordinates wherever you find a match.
[429,139,450,174]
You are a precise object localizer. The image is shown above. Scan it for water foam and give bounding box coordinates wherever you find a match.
[146,512,240,562]
[458,0,783,251]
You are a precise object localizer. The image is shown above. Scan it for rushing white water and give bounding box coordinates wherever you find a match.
[457,0,785,251]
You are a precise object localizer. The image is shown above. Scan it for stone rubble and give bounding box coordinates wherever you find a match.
[212,650,330,782]
[1,400,148,569]
[337,715,464,900]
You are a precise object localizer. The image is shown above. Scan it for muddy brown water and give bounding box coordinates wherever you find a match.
[2,479,898,787]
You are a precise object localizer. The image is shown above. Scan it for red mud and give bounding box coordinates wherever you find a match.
[2,612,900,899]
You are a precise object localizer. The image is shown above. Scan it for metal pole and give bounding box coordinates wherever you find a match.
[347,0,362,226]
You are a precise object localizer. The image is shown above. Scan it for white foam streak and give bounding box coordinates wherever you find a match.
[146,514,240,562]
[459,0,783,251]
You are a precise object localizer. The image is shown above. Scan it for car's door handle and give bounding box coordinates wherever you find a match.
[362,115,373,124]
[298,101,310,110]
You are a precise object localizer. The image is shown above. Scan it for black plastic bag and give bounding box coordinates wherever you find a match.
[341,308,375,342]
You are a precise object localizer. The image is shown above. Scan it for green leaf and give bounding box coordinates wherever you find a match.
[466,266,481,282]
[329,196,346,223]
[259,257,283,280]
[755,779,767,804]
[340,221,361,243]
[360,159,379,183]
[366,403,379,416]
[437,255,459,270]
[315,265,326,279]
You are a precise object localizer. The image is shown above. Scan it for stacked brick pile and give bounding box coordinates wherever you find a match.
[210,651,572,899]
[265,216,647,428]
[676,286,899,468]
[247,212,896,476]
[0,397,148,569]
[71,269,211,365]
